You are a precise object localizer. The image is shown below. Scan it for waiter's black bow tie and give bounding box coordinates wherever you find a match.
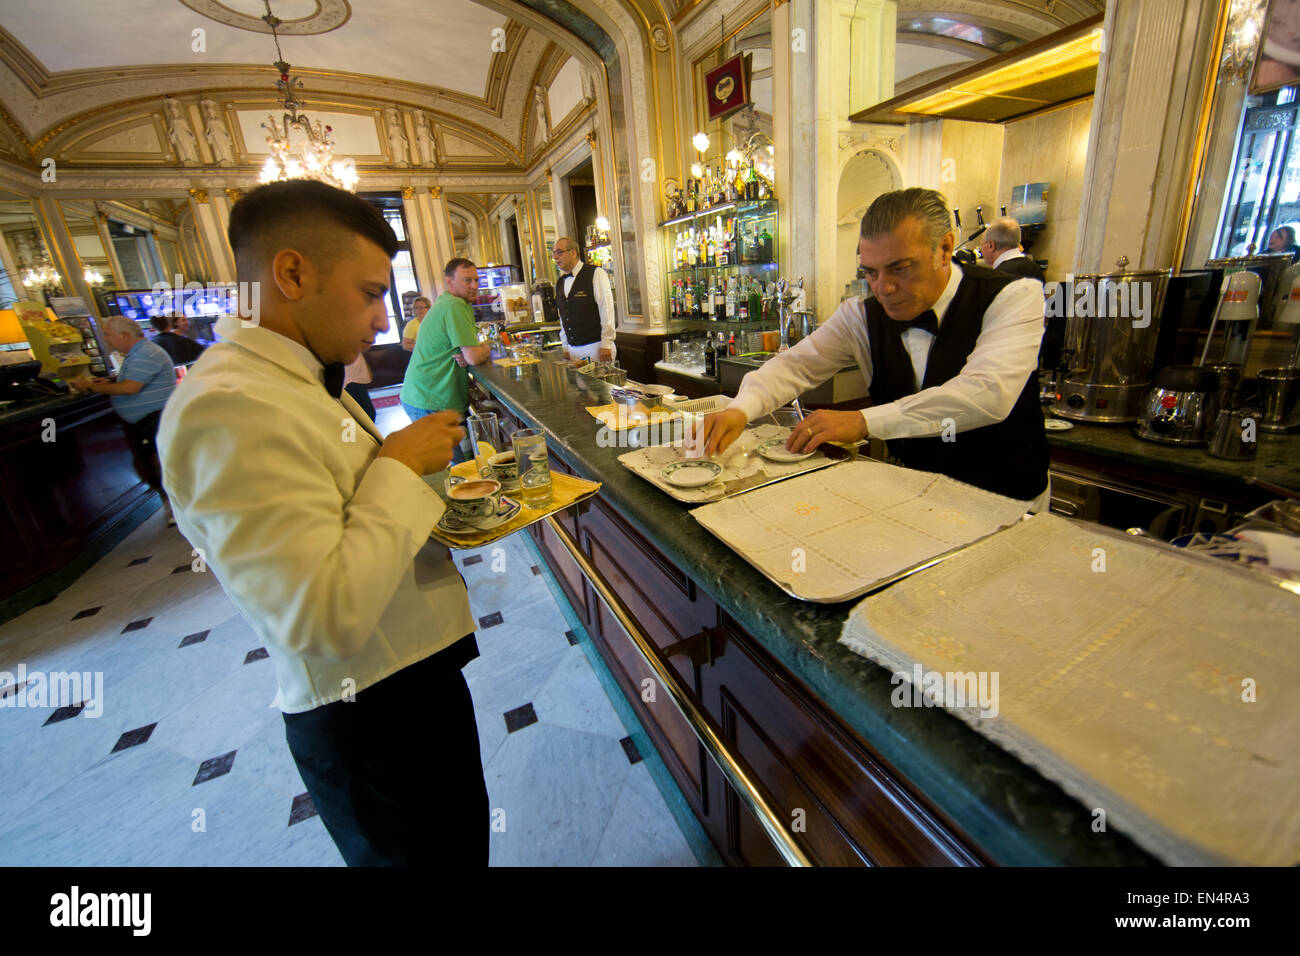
[894,310,939,335]
[322,362,345,399]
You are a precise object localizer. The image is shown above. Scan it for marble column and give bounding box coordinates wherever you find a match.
[186,189,235,282]
[1074,0,1224,273]
[777,0,896,316]
[404,187,452,297]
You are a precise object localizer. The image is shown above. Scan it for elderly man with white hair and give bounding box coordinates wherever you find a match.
[978,217,1046,282]
[71,315,178,521]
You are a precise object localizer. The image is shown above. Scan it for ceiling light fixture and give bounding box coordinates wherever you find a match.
[257,0,358,191]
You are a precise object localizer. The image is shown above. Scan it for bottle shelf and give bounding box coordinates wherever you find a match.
[659,198,777,228]
[667,261,778,276]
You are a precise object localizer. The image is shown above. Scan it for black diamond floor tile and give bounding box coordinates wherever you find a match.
[565,629,578,646]
[530,565,541,575]
[43,702,86,725]
[288,792,318,826]
[179,629,210,648]
[71,606,102,621]
[503,702,538,734]
[121,617,153,634]
[463,554,484,567]
[127,556,152,567]
[620,736,642,765]
[0,679,27,701]
[193,750,237,785]
[111,723,157,753]
[478,611,503,629]
[244,647,269,664]
[171,564,190,575]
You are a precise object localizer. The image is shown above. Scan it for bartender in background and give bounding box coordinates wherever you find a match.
[979,217,1046,282]
[699,187,1050,507]
[552,236,615,363]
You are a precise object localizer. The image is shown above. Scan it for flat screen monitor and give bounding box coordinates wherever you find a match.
[1011,183,1048,226]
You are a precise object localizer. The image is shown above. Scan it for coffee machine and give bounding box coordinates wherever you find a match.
[1052,258,1171,423]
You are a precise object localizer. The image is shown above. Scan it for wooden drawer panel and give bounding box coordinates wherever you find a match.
[535,519,589,630]
[702,621,982,866]
[593,598,705,802]
[583,497,714,647]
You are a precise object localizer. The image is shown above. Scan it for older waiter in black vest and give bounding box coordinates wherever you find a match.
[552,236,616,363]
[699,187,1049,508]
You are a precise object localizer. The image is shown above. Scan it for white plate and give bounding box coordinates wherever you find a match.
[757,438,816,462]
[1043,419,1075,431]
[438,496,522,535]
[661,461,723,488]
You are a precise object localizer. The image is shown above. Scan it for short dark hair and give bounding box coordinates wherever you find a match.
[227,180,398,281]
[444,257,476,279]
[149,314,171,333]
[1274,225,1296,246]
[413,295,432,307]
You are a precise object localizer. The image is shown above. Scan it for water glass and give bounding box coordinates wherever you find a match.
[466,414,501,478]
[512,427,553,506]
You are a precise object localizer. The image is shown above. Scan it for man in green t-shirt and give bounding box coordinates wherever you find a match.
[400,258,492,462]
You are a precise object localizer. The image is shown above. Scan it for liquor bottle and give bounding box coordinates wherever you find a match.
[726,278,736,320]
[728,331,736,356]
[716,167,727,206]
[744,160,760,201]
[686,177,696,214]
[759,225,773,263]
[713,281,725,322]
[706,228,715,268]
[697,281,708,320]
[704,333,717,377]
[749,278,762,327]
[734,164,747,203]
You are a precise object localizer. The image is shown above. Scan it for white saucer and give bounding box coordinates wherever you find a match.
[661,461,722,488]
[438,496,522,535]
[757,438,815,462]
[1043,419,1075,431]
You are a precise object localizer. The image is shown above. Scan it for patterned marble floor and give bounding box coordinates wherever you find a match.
[0,453,699,867]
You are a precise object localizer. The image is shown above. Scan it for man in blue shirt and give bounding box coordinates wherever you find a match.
[71,315,177,521]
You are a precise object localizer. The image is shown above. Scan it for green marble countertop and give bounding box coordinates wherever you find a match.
[1046,418,1300,493]
[471,358,1159,866]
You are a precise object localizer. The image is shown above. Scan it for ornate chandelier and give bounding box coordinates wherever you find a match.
[257,0,358,191]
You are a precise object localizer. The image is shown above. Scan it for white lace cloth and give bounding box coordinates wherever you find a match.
[690,458,1028,601]
[839,513,1300,865]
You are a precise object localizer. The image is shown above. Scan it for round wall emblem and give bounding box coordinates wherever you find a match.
[178,0,351,34]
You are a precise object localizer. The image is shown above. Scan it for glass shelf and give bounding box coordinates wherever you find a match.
[667,261,777,277]
[659,198,777,228]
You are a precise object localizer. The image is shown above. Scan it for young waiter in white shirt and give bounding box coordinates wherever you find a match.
[699,187,1050,508]
[158,181,487,866]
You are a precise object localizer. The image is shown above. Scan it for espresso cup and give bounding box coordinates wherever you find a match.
[488,450,518,485]
[445,478,502,520]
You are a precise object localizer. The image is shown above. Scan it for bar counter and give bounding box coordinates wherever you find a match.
[469,358,1160,865]
[0,391,157,623]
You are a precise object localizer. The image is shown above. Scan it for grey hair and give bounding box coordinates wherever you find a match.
[859,187,954,249]
[553,236,578,253]
[104,315,144,338]
[985,217,1022,250]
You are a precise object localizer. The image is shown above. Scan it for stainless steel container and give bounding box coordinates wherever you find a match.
[1207,407,1260,460]
[1135,365,1220,445]
[1204,362,1243,411]
[1258,368,1300,432]
[1053,265,1171,423]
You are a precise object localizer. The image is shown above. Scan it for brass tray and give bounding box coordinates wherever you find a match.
[427,463,600,549]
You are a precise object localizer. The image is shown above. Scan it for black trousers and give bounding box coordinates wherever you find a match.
[283,634,488,866]
[120,409,164,497]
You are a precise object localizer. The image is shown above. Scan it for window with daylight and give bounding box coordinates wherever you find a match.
[362,195,418,344]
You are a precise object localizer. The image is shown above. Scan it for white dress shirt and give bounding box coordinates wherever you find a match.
[992,248,1027,268]
[158,315,475,713]
[558,261,617,358]
[731,264,1048,504]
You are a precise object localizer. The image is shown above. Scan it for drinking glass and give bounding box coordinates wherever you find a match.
[466,414,501,479]
[512,427,553,506]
